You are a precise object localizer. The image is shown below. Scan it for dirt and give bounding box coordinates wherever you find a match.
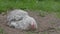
[0,10,60,34]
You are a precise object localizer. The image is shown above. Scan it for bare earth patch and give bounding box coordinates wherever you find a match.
[0,10,60,34]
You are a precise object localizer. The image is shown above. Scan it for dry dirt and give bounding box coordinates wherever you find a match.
[0,10,60,34]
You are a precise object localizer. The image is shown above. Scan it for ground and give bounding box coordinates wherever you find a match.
[0,10,60,34]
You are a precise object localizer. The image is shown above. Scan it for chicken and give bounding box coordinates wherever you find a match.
[7,9,38,31]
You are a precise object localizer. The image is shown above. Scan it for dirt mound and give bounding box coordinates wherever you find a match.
[0,11,60,34]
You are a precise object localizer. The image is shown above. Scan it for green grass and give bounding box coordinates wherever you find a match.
[0,0,60,12]
[0,0,60,18]
[0,28,6,34]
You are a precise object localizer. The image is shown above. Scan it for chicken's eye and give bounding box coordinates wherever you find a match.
[18,17,23,21]
[11,19,16,21]
[10,26,15,28]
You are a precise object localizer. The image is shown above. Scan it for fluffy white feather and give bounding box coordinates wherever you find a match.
[7,9,38,30]
[7,9,28,22]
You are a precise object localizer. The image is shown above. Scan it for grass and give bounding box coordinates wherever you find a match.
[0,28,6,34]
[0,0,60,17]
[0,0,60,12]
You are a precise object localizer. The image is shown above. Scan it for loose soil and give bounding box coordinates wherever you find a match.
[0,10,60,34]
